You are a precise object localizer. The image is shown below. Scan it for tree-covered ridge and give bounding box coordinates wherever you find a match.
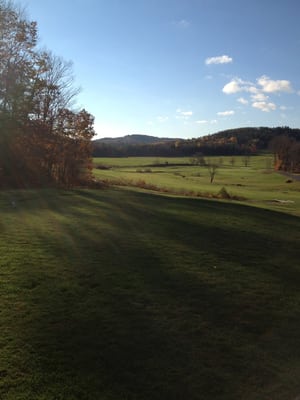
[195,126,300,151]
[93,127,300,172]
[0,0,95,187]
[95,134,177,146]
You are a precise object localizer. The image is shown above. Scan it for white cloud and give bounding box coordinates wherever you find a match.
[252,101,276,112]
[176,109,193,119]
[181,111,193,116]
[217,110,235,116]
[237,97,249,105]
[222,74,294,113]
[196,119,219,125]
[248,86,259,94]
[251,92,269,102]
[223,76,293,97]
[257,75,293,93]
[222,78,247,94]
[205,55,233,65]
[157,116,168,123]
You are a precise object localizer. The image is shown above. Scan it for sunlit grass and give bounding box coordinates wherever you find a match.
[93,155,300,215]
[0,188,300,399]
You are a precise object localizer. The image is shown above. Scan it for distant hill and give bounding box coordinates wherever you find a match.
[92,127,300,157]
[93,134,176,146]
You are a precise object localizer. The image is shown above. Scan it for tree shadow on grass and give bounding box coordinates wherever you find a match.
[1,189,300,400]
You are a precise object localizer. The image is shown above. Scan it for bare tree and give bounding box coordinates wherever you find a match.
[229,156,236,167]
[242,155,250,167]
[190,152,206,166]
[30,51,80,125]
[207,163,218,183]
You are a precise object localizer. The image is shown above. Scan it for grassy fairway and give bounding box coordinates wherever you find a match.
[0,188,300,399]
[93,156,300,216]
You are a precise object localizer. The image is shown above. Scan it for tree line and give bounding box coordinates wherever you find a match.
[93,127,300,173]
[0,0,95,187]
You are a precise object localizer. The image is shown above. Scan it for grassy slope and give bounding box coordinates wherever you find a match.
[0,188,300,399]
[93,156,300,216]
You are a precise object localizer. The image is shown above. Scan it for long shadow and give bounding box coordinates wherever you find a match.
[1,188,300,399]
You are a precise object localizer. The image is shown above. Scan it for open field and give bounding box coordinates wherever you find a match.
[93,156,300,216]
[0,188,300,399]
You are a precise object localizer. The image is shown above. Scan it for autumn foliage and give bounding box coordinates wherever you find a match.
[0,0,95,187]
[270,135,300,173]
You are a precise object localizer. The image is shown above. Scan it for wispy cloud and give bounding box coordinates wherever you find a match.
[173,19,190,29]
[157,116,169,123]
[205,55,233,65]
[251,92,269,102]
[217,110,235,116]
[237,97,249,105]
[176,109,193,119]
[181,111,193,116]
[195,119,218,125]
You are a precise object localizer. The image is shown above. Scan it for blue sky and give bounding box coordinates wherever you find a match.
[24,0,300,138]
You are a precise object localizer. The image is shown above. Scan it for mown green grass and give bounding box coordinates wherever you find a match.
[93,156,300,216]
[0,188,300,399]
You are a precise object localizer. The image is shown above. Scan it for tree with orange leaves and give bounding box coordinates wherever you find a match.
[0,0,95,187]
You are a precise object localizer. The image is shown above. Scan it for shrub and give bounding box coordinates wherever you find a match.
[218,187,231,199]
[96,165,111,170]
